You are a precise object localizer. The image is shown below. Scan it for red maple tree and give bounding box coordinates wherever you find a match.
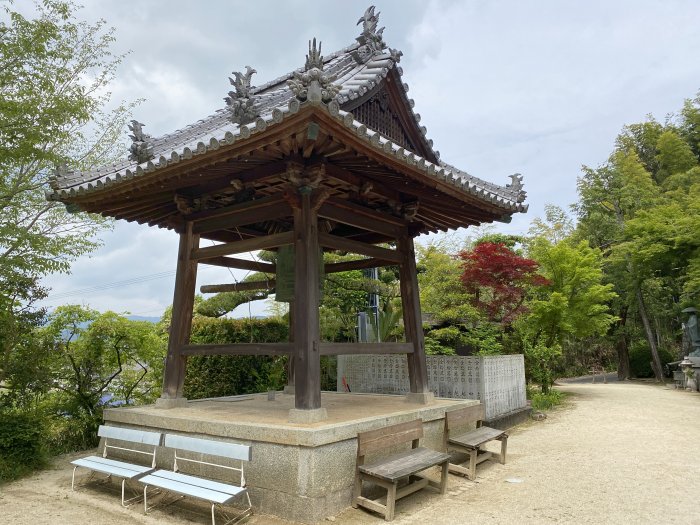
[459,242,548,324]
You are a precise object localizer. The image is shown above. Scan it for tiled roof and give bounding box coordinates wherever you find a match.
[48,10,527,214]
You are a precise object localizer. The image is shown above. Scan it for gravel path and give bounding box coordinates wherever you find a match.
[1,381,698,524]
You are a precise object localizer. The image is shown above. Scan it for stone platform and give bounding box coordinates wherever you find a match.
[103,392,476,523]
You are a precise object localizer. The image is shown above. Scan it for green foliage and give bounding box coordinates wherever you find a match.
[19,305,167,451]
[0,0,132,416]
[525,238,617,345]
[424,336,454,355]
[529,389,565,411]
[184,317,289,399]
[628,341,675,378]
[523,340,562,394]
[417,241,479,325]
[0,410,46,482]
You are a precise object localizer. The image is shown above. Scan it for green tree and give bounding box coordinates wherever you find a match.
[525,238,617,347]
[41,306,164,441]
[0,1,133,402]
[416,239,478,325]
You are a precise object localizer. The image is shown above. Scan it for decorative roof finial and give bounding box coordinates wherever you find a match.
[128,120,154,163]
[352,6,397,63]
[225,66,259,124]
[305,38,324,70]
[507,173,527,202]
[288,38,340,105]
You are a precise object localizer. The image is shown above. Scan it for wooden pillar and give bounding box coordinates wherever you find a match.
[292,189,322,411]
[284,303,295,394]
[161,222,199,401]
[398,231,430,396]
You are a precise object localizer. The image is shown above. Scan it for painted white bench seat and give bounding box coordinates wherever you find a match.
[140,470,244,504]
[71,425,162,507]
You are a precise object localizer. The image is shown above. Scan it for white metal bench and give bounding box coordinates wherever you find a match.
[71,425,161,506]
[140,434,252,525]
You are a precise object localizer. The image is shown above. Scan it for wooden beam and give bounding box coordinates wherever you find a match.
[200,256,275,273]
[191,195,292,234]
[324,257,394,274]
[323,162,402,203]
[318,232,402,263]
[191,231,294,260]
[319,343,414,356]
[200,280,276,293]
[317,199,402,238]
[162,222,199,399]
[398,231,429,394]
[181,343,293,356]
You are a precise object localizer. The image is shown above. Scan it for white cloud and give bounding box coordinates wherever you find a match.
[28,0,700,316]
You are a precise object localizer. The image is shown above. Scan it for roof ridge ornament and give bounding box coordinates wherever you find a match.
[225,66,259,125]
[352,6,401,64]
[287,38,340,105]
[128,120,154,163]
[507,173,527,202]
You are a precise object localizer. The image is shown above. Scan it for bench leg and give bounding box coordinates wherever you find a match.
[499,435,508,465]
[468,449,478,481]
[439,461,449,494]
[71,466,78,491]
[212,503,216,525]
[351,472,362,508]
[385,482,397,521]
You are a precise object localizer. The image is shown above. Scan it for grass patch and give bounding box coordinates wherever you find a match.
[530,389,566,411]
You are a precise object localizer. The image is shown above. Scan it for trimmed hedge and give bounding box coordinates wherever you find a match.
[184,317,289,399]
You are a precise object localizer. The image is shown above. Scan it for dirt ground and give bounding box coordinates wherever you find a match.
[1,381,699,525]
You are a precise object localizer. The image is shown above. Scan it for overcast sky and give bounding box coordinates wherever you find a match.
[31,0,700,318]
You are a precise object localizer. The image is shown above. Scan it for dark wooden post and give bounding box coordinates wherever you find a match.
[398,231,431,401]
[291,188,322,412]
[284,303,295,394]
[160,222,199,405]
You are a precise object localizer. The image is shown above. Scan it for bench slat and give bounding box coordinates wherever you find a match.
[357,420,423,456]
[359,447,450,482]
[71,457,153,479]
[98,425,162,446]
[449,426,506,449]
[445,404,485,428]
[164,434,251,461]
[140,472,243,504]
[152,469,243,496]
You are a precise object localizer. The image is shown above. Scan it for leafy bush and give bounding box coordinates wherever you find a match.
[529,389,565,411]
[424,334,455,355]
[629,341,675,378]
[0,411,46,482]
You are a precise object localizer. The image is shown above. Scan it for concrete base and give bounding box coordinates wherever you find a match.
[404,391,435,404]
[288,407,328,423]
[484,406,531,430]
[154,397,189,409]
[103,392,477,523]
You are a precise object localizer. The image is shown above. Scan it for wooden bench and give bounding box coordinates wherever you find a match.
[140,434,252,525]
[352,419,450,521]
[71,425,161,506]
[444,404,507,480]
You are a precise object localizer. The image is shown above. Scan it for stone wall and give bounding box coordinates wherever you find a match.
[337,354,526,419]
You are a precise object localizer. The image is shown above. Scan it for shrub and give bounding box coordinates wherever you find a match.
[0,411,46,482]
[529,389,565,411]
[629,341,675,378]
[184,317,290,399]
